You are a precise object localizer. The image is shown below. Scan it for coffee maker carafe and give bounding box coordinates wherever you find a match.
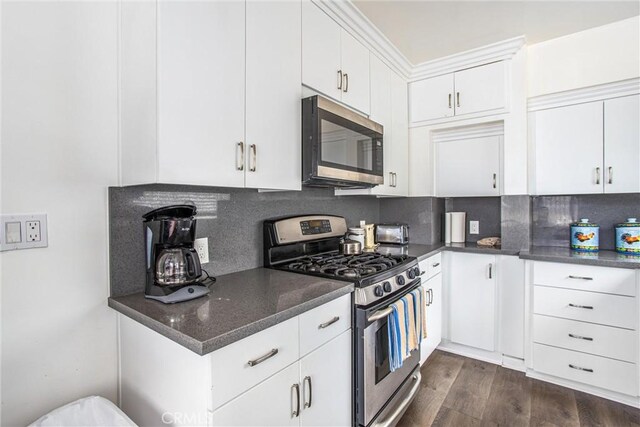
[143,205,210,303]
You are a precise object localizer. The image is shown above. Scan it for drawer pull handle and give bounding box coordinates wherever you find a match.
[291,383,300,418]
[318,316,340,329]
[419,271,426,276]
[569,303,594,310]
[568,333,594,341]
[303,375,312,408]
[247,348,278,367]
[432,262,440,268]
[568,275,593,281]
[569,364,594,373]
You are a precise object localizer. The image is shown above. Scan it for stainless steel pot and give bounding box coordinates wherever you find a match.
[340,238,362,255]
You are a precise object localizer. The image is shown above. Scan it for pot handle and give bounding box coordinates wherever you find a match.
[184,250,201,279]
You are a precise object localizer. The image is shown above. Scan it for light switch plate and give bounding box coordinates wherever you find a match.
[0,213,48,251]
[469,221,480,235]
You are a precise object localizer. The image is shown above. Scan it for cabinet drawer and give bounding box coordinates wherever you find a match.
[533,286,636,329]
[533,315,637,363]
[426,253,442,279]
[299,293,351,356]
[533,343,638,396]
[210,316,299,410]
[533,262,636,296]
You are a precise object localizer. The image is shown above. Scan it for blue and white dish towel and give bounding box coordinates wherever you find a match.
[388,286,427,372]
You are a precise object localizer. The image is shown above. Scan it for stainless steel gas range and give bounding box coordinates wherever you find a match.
[264,215,422,427]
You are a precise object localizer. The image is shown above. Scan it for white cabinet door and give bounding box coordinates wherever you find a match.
[409,74,455,123]
[390,70,409,196]
[340,29,370,115]
[369,55,393,193]
[301,0,342,101]
[157,1,245,187]
[604,94,640,194]
[498,256,525,359]
[453,62,506,116]
[245,0,301,191]
[210,362,300,427]
[299,330,352,427]
[420,272,442,365]
[435,135,501,197]
[532,102,604,195]
[449,252,497,351]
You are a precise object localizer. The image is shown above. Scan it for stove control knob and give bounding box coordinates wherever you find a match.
[407,269,416,280]
[383,281,392,293]
[414,266,421,277]
[396,276,405,286]
[374,285,384,297]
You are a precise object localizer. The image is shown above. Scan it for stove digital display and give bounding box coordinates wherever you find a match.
[300,219,332,235]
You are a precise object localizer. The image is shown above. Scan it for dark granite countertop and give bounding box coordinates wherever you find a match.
[108,268,354,355]
[443,243,520,256]
[377,242,520,260]
[520,246,640,269]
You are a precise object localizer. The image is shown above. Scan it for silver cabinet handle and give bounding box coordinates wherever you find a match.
[569,364,593,373]
[419,271,426,276]
[343,73,349,93]
[236,142,244,171]
[318,316,340,329]
[492,173,497,189]
[569,303,594,310]
[568,275,593,281]
[392,172,397,187]
[608,166,613,184]
[303,376,312,408]
[488,263,493,279]
[456,92,460,107]
[448,93,452,109]
[249,144,257,172]
[596,167,601,185]
[569,333,594,341]
[247,348,278,367]
[291,383,300,418]
[389,172,393,187]
[337,70,342,90]
[432,262,440,268]
[425,288,433,306]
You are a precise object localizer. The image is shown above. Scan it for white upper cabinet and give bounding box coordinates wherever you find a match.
[435,135,501,197]
[245,0,302,191]
[369,55,392,192]
[390,70,409,196]
[604,95,640,194]
[302,1,370,115]
[409,74,454,123]
[301,0,342,102]
[453,61,506,117]
[409,61,507,125]
[157,1,246,188]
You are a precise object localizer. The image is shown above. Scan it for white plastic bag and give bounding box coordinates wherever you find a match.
[29,396,137,427]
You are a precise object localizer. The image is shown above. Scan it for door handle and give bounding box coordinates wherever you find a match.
[608,166,613,184]
[291,383,300,418]
[318,316,340,329]
[569,333,594,341]
[392,172,397,187]
[337,70,342,90]
[488,263,493,279]
[456,92,460,107]
[249,144,257,172]
[389,172,393,187]
[247,348,278,367]
[236,142,244,171]
[569,303,594,310]
[492,173,497,189]
[596,167,601,185]
[303,376,312,408]
[343,73,349,93]
[448,93,452,109]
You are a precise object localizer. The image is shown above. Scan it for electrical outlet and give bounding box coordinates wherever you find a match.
[194,237,209,264]
[470,221,480,235]
[26,221,41,242]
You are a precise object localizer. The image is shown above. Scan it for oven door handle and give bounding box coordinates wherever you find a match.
[367,306,394,323]
[371,371,422,427]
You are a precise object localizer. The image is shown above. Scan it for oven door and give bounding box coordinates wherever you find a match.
[303,96,384,187]
[357,282,422,427]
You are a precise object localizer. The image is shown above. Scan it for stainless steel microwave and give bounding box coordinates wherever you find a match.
[302,95,384,188]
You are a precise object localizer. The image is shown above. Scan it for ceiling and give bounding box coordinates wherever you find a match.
[353,1,640,64]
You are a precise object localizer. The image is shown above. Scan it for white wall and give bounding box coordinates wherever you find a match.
[527,16,640,97]
[1,3,119,426]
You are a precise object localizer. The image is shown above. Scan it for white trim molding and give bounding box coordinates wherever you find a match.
[410,36,526,81]
[431,121,504,143]
[528,78,640,111]
[314,0,413,78]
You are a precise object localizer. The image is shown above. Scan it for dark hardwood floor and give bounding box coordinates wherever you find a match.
[397,350,640,427]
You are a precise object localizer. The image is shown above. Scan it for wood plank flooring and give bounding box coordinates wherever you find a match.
[398,350,640,427]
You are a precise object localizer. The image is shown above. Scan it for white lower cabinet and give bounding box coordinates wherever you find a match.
[118,294,352,427]
[419,254,443,365]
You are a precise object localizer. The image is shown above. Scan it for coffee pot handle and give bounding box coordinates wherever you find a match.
[184,250,201,280]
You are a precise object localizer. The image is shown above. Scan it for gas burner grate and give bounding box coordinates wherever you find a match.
[284,252,409,279]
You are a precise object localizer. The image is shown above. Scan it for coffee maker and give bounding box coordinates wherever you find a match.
[143,205,210,303]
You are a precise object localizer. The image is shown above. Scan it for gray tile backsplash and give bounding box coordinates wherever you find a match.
[110,185,379,297]
[501,195,532,250]
[379,197,443,245]
[445,197,502,242]
[532,193,640,250]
